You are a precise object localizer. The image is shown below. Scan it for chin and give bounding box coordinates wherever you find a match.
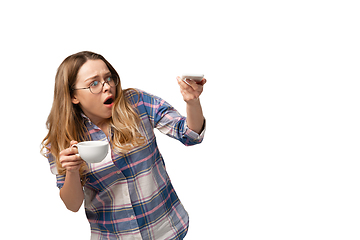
[102,113,112,119]
[105,112,113,119]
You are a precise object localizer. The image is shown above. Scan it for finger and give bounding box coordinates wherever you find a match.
[60,153,82,163]
[198,78,207,86]
[70,145,79,155]
[185,79,198,89]
[177,77,196,91]
[186,80,203,94]
[176,76,190,86]
[62,160,83,167]
[177,77,191,89]
[60,145,79,157]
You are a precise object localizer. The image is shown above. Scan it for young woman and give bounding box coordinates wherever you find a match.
[41,51,206,240]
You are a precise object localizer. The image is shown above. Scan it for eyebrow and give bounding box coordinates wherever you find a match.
[84,72,112,82]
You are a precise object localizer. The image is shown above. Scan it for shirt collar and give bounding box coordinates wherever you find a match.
[81,112,94,127]
[81,113,108,133]
[81,112,90,121]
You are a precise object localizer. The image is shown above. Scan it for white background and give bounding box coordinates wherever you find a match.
[1,0,360,239]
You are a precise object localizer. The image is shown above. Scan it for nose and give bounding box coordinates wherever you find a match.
[102,79,111,92]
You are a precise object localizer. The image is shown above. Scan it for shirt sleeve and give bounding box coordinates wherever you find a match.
[135,89,205,146]
[46,150,65,189]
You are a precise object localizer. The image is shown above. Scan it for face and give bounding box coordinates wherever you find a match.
[72,59,117,125]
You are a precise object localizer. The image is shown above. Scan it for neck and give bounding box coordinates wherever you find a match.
[95,119,111,137]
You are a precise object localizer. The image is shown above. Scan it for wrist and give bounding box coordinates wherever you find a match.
[66,169,81,177]
[185,98,201,106]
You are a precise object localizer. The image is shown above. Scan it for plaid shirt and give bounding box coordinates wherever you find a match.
[47,89,205,240]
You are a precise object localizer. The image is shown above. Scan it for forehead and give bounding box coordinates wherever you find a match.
[77,59,110,81]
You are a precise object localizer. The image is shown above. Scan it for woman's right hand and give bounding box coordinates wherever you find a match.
[59,140,84,173]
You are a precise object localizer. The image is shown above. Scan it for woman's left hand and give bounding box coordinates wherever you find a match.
[177,76,207,103]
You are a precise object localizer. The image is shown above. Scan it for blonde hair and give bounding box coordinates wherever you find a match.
[41,51,145,183]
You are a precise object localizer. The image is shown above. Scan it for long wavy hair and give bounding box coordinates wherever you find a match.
[41,51,145,183]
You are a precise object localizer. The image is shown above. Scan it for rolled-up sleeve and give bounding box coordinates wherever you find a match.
[46,150,65,189]
[138,90,205,146]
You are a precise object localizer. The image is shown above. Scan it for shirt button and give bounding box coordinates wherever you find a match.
[131,215,135,220]
[117,171,121,174]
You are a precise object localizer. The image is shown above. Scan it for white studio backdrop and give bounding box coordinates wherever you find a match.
[0,0,360,239]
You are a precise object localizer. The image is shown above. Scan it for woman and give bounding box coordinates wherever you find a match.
[41,51,206,240]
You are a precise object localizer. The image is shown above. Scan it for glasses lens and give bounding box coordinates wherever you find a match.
[89,77,119,94]
[90,82,103,94]
[109,77,119,87]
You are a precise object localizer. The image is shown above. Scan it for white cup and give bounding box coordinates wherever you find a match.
[72,141,109,163]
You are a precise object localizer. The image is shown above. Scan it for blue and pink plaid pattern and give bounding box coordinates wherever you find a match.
[47,89,205,239]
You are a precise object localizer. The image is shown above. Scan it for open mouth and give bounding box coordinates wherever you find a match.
[104,98,114,105]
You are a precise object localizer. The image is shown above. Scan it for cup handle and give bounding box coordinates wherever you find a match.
[71,144,80,157]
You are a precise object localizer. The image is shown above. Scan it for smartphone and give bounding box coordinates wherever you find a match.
[181,74,204,82]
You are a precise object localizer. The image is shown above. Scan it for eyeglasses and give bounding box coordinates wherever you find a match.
[72,76,119,94]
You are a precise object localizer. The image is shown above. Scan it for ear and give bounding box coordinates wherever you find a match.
[72,94,80,105]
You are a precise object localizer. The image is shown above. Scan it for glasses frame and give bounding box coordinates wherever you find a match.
[72,77,119,94]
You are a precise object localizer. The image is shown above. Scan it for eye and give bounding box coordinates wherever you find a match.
[90,80,100,87]
[106,76,113,82]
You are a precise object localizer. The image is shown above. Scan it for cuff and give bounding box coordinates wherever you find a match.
[184,119,206,142]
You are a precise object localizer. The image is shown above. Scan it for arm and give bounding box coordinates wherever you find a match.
[177,76,206,134]
[134,88,205,145]
[186,99,205,134]
[60,171,84,212]
[59,141,85,212]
